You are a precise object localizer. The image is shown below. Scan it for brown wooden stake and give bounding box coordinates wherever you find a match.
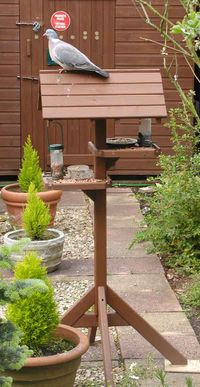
[88,327,97,344]
[98,286,114,387]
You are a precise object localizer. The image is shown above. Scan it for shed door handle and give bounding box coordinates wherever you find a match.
[17,75,39,82]
[16,21,41,32]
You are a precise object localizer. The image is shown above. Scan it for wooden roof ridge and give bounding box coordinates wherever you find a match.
[39,69,167,120]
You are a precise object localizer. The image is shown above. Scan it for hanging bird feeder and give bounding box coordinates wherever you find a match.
[47,121,64,180]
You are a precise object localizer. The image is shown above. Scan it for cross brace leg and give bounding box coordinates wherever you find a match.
[107,286,187,365]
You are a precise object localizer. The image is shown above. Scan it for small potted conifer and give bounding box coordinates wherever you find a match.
[0,243,48,387]
[3,183,65,272]
[1,135,62,227]
[4,252,89,386]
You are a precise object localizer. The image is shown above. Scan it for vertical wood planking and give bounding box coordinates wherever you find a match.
[31,0,45,168]
[79,0,93,155]
[20,0,32,155]
[43,0,58,162]
[66,0,80,155]
[91,0,104,67]
[0,0,20,174]
[114,0,194,174]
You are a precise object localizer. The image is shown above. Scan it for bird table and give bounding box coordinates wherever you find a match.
[39,69,187,386]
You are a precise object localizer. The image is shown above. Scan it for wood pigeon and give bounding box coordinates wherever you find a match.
[43,29,109,78]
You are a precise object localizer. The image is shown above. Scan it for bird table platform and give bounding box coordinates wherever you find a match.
[39,69,187,386]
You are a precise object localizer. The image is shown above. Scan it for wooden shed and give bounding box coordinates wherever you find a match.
[0,0,193,176]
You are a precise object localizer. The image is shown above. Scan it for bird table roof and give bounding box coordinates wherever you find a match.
[39,69,167,120]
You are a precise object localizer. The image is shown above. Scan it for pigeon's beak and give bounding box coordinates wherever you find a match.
[43,32,47,37]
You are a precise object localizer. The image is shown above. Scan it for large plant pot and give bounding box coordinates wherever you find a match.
[4,228,65,272]
[1,183,62,227]
[4,324,89,387]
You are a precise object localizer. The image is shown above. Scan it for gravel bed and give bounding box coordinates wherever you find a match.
[53,279,92,314]
[54,207,94,260]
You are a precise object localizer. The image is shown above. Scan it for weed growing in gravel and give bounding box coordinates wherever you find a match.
[118,355,159,386]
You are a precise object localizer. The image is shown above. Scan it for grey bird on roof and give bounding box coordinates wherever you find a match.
[43,29,109,78]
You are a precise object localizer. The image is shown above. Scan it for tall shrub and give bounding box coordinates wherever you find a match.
[22,183,51,240]
[18,135,44,192]
[6,252,59,352]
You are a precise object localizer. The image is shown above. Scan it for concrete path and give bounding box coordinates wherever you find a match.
[1,187,200,385]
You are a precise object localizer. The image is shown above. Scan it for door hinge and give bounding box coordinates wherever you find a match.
[17,75,39,82]
[16,21,41,32]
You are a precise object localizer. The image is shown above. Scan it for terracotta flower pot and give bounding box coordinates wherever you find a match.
[4,324,89,387]
[1,183,62,227]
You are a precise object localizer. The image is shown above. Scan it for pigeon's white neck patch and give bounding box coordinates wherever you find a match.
[51,38,60,43]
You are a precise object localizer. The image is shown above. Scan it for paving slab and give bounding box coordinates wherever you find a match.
[107,215,139,229]
[50,255,164,278]
[107,203,143,219]
[108,274,182,312]
[107,240,155,259]
[118,326,200,360]
[107,227,140,242]
[107,192,138,205]
[58,190,86,207]
[138,312,195,335]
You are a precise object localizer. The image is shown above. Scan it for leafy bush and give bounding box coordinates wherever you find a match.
[18,135,44,192]
[181,275,200,311]
[22,183,51,240]
[0,244,47,387]
[6,252,59,352]
[131,107,200,275]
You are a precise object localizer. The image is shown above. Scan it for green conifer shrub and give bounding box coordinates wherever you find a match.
[0,244,47,387]
[22,183,51,240]
[6,252,59,353]
[18,135,44,192]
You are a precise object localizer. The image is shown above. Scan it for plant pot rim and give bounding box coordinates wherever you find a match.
[4,228,64,242]
[24,324,89,367]
[1,183,62,201]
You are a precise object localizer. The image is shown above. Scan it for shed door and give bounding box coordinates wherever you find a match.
[19,0,115,171]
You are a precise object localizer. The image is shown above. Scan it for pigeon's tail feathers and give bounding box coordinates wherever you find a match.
[95,68,109,78]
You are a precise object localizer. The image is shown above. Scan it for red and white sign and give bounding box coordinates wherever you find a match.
[51,11,71,32]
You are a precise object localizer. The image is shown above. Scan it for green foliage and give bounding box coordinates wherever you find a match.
[186,376,196,387]
[0,244,47,386]
[171,10,200,50]
[0,240,29,271]
[7,252,59,352]
[22,183,51,240]
[181,275,200,311]
[134,1,200,123]
[18,135,44,192]
[130,107,200,275]
[156,369,169,387]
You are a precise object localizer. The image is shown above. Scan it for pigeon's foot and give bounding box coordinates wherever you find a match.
[58,68,66,74]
